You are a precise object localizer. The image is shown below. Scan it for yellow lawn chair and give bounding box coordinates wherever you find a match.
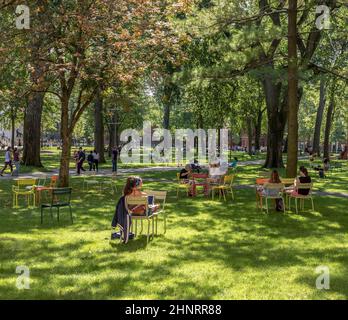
[144,190,167,234]
[257,183,285,214]
[125,196,154,244]
[288,183,314,214]
[12,178,37,208]
[211,174,235,201]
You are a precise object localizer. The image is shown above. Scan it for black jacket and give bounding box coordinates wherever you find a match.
[111,196,132,243]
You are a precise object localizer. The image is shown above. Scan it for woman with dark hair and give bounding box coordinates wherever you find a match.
[123,176,146,197]
[257,170,284,211]
[123,176,159,215]
[295,167,312,195]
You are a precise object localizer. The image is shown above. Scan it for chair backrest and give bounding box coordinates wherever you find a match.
[49,176,59,187]
[125,196,148,214]
[52,187,72,195]
[37,176,47,187]
[144,190,167,210]
[223,174,235,185]
[280,178,295,186]
[296,183,313,194]
[263,183,284,196]
[51,187,72,203]
[143,190,167,200]
[16,179,37,188]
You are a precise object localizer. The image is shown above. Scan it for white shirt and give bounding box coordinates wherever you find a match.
[93,153,100,161]
[5,151,11,162]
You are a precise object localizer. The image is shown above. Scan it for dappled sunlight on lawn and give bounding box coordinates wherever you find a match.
[1,163,348,299]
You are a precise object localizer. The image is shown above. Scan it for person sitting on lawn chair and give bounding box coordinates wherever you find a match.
[257,170,284,211]
[124,176,160,215]
[190,159,201,173]
[179,165,194,196]
[286,166,312,196]
[229,157,238,169]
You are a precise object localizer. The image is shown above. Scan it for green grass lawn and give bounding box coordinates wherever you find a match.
[0,155,348,299]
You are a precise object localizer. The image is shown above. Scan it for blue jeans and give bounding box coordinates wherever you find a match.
[13,161,20,176]
[112,160,117,172]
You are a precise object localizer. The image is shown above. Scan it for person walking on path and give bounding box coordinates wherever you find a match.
[112,147,118,173]
[0,147,13,176]
[87,151,94,171]
[77,148,86,175]
[13,147,20,176]
[93,150,100,172]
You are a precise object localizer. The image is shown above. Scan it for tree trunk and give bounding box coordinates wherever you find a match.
[286,0,299,178]
[22,91,45,166]
[262,75,287,168]
[323,85,336,159]
[11,108,15,149]
[59,96,71,187]
[94,88,105,163]
[247,118,253,156]
[312,78,327,156]
[162,84,173,130]
[163,103,170,130]
[254,107,264,152]
[108,112,117,154]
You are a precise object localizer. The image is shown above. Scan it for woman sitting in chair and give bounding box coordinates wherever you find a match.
[286,166,311,196]
[179,164,192,181]
[179,165,194,196]
[295,167,311,195]
[257,170,284,211]
[124,176,159,215]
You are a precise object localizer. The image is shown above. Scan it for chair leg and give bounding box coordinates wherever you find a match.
[223,189,226,201]
[135,219,138,235]
[265,198,268,214]
[70,206,73,223]
[311,198,315,212]
[295,198,298,214]
[152,217,155,239]
[57,207,60,222]
[164,213,167,234]
[230,187,234,200]
[155,216,158,235]
[282,198,286,213]
[147,220,150,244]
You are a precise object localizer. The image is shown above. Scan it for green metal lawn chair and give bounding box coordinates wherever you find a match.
[41,188,73,224]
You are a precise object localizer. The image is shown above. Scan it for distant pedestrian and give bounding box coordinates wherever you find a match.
[77,147,86,175]
[93,150,100,172]
[112,147,118,172]
[13,147,20,176]
[0,147,13,176]
[87,151,94,171]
